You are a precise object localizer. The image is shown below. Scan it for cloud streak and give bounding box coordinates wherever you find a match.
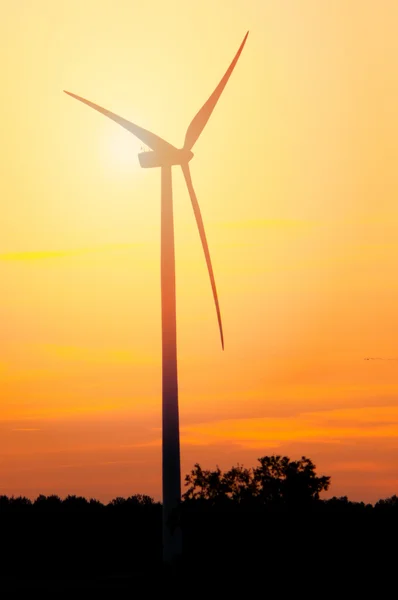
[181,405,398,449]
[0,243,142,262]
[11,428,42,432]
[217,218,318,230]
[42,344,156,365]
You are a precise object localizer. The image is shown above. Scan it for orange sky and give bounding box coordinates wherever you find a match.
[1,0,398,503]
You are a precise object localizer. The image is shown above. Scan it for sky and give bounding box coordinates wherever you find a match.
[1,0,398,504]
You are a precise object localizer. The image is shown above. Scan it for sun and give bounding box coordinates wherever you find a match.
[102,127,142,174]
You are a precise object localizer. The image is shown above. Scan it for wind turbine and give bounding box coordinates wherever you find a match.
[64,31,249,564]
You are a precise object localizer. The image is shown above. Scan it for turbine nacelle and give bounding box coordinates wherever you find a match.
[138,147,194,169]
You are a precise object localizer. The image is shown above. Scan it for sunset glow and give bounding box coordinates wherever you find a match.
[1,0,398,504]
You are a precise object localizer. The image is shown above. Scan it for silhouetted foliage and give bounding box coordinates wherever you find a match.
[62,494,90,511]
[1,455,397,588]
[255,455,331,507]
[321,495,373,513]
[183,455,330,508]
[0,495,32,511]
[34,494,63,511]
[374,494,398,510]
[0,493,159,513]
[109,493,155,509]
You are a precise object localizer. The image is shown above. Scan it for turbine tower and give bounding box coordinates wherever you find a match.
[64,31,249,564]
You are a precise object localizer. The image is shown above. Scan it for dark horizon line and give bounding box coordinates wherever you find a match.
[1,491,396,508]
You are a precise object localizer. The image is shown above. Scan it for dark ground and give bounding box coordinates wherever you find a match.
[2,507,397,593]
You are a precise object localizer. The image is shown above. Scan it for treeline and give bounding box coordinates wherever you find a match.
[0,492,160,511]
[1,455,397,511]
[1,456,397,584]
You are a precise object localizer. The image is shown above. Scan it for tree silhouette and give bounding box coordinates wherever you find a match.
[254,455,330,508]
[183,455,330,507]
[34,494,62,511]
[183,464,229,502]
[375,494,398,511]
[62,495,89,511]
[223,463,258,504]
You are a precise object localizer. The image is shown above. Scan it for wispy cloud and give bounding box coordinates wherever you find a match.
[181,405,398,449]
[11,428,42,432]
[217,218,318,230]
[119,439,161,449]
[42,344,155,365]
[99,460,145,466]
[0,243,141,262]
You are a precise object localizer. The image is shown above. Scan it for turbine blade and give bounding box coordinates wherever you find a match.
[181,163,224,350]
[64,91,176,153]
[183,31,249,151]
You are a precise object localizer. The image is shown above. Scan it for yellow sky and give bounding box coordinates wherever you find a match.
[1,0,398,503]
